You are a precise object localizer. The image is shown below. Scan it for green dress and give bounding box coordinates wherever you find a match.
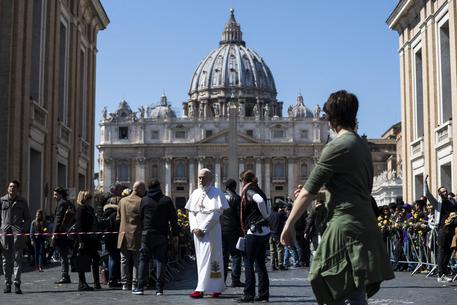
[304,132,394,305]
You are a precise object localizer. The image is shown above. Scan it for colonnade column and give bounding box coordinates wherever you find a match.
[189,158,195,195]
[215,158,221,189]
[288,159,295,200]
[164,157,171,196]
[264,159,271,199]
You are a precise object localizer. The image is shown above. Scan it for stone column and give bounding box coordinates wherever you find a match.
[288,159,295,199]
[255,157,262,188]
[189,158,195,195]
[103,158,113,192]
[264,159,271,199]
[135,157,146,183]
[238,158,245,193]
[164,157,172,196]
[198,157,204,172]
[215,158,221,189]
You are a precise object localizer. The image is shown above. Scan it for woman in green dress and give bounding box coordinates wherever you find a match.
[281,90,394,305]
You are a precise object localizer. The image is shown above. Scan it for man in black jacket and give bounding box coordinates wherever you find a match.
[424,176,457,282]
[133,179,179,296]
[221,179,244,287]
[52,187,74,284]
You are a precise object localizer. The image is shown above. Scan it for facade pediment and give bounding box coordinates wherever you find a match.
[197,129,261,144]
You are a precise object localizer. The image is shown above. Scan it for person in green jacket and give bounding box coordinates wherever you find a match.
[281,90,394,305]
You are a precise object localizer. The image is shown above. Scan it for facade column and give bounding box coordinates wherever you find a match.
[264,159,271,199]
[288,159,295,199]
[198,157,204,172]
[164,157,172,196]
[103,158,113,192]
[215,158,221,189]
[255,157,262,188]
[135,157,146,183]
[189,158,196,196]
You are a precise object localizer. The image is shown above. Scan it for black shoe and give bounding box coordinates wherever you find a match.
[94,283,102,290]
[255,296,269,302]
[237,295,255,303]
[108,280,122,288]
[14,283,22,294]
[78,283,94,291]
[231,281,245,287]
[4,284,11,293]
[55,277,71,284]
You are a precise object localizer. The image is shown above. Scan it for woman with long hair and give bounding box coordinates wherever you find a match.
[74,190,101,291]
[30,209,47,272]
[281,90,394,305]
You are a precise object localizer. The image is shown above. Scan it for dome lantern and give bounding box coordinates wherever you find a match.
[220,9,245,46]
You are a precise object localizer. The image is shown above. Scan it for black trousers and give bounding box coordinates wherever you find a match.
[243,234,269,299]
[437,228,453,276]
[222,231,242,283]
[137,233,168,290]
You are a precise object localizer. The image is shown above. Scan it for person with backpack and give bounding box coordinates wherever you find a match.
[52,187,75,284]
[238,170,271,303]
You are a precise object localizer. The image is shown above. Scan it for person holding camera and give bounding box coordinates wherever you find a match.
[238,170,270,303]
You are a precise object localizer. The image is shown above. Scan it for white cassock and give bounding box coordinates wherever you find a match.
[185,185,229,293]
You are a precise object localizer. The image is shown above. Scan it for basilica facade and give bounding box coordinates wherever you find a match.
[97,10,329,208]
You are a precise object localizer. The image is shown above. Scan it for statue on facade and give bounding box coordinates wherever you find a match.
[213,103,220,117]
[253,103,260,117]
[264,103,270,118]
[188,103,194,118]
[287,105,293,117]
[199,104,204,119]
[138,105,145,119]
[238,104,245,117]
[314,104,321,119]
[102,106,108,120]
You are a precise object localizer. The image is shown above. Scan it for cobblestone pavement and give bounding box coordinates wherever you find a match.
[1,262,457,305]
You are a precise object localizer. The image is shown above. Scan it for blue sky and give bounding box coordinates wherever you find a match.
[96,0,400,139]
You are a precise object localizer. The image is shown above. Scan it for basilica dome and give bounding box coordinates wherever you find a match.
[189,9,276,98]
[148,94,176,119]
[289,94,314,119]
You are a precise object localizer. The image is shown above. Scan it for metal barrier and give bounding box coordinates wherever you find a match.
[385,228,439,277]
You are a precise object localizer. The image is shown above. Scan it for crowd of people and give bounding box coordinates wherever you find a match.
[3,90,455,304]
[375,177,457,283]
[0,179,182,294]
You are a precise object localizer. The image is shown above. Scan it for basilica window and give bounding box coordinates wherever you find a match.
[272,126,285,138]
[300,162,308,179]
[246,130,254,137]
[300,129,309,139]
[118,162,129,182]
[151,164,159,180]
[175,161,186,178]
[274,163,285,178]
[151,130,159,140]
[119,127,129,139]
[205,130,213,138]
[175,130,186,139]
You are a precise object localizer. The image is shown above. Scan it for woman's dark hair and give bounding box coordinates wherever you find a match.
[240,170,257,184]
[323,90,358,130]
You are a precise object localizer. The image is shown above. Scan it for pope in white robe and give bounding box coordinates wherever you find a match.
[185,168,229,297]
